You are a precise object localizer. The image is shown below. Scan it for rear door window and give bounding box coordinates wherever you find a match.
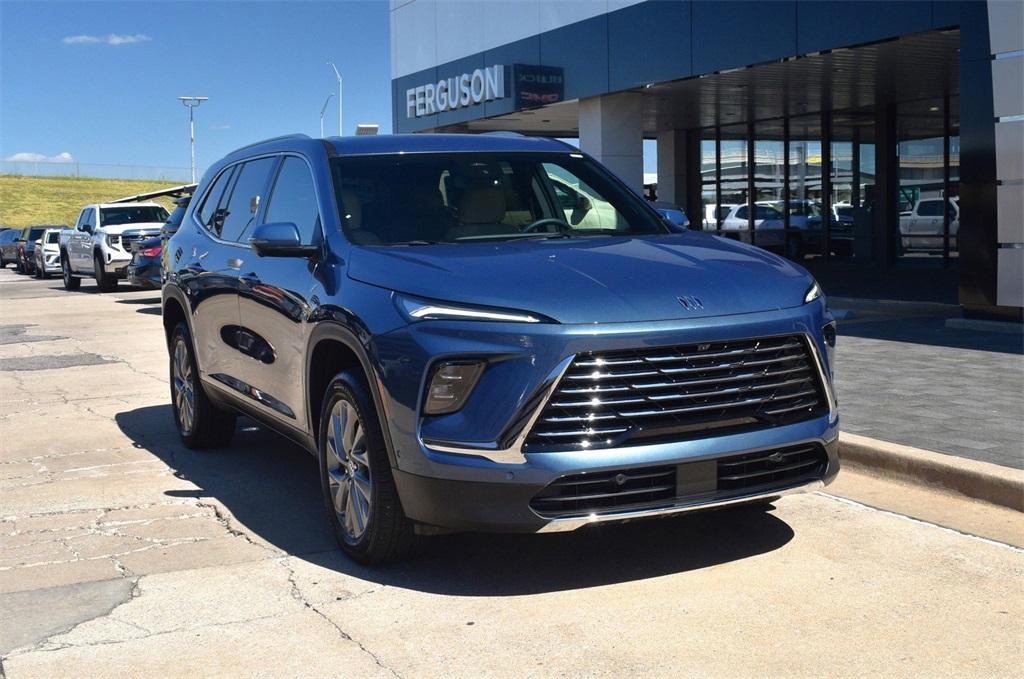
[218,157,278,242]
[917,200,944,217]
[198,167,237,236]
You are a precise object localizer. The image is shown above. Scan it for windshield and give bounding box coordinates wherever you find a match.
[46,231,61,243]
[99,206,170,227]
[330,152,665,245]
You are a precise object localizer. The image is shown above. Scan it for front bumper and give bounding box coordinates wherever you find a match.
[373,301,838,532]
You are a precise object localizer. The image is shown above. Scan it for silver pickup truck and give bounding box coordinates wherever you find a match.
[60,202,169,291]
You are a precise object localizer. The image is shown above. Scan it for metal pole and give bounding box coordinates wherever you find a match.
[189,105,196,184]
[328,62,343,136]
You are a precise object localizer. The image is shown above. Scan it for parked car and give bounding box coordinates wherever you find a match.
[899,197,959,251]
[702,204,736,230]
[0,228,20,268]
[163,133,838,564]
[650,201,690,230]
[15,226,48,274]
[126,195,191,289]
[60,202,169,291]
[33,227,69,278]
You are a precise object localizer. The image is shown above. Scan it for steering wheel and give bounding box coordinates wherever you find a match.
[522,218,573,234]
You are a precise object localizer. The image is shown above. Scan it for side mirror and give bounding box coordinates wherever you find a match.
[249,222,319,258]
[82,224,93,234]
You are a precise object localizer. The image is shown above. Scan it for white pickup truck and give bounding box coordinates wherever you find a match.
[60,202,169,291]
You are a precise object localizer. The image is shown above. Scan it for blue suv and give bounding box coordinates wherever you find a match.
[163,133,838,563]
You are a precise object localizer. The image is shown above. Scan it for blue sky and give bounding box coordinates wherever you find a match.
[1,1,393,176]
[1,0,659,179]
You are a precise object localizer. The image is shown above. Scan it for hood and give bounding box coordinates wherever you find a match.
[348,233,814,324]
[101,223,165,236]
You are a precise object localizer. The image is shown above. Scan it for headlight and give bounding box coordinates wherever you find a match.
[803,280,822,304]
[105,234,121,248]
[423,361,485,415]
[395,294,548,323]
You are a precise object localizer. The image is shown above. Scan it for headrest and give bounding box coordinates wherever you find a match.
[340,189,362,230]
[458,186,506,224]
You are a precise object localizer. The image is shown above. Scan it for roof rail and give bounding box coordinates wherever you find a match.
[227,133,311,156]
[479,131,526,138]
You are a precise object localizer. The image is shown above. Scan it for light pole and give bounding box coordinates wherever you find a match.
[178,96,208,183]
[327,61,343,136]
[319,93,334,138]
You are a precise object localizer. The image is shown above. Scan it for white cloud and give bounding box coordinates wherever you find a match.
[62,33,151,46]
[4,152,75,163]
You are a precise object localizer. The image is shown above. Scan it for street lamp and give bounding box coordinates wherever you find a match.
[319,93,334,138]
[178,96,208,183]
[327,61,343,136]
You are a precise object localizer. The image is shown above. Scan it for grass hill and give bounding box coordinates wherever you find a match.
[0,175,182,229]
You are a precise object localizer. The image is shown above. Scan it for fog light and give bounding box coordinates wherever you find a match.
[423,361,485,415]
[822,322,837,373]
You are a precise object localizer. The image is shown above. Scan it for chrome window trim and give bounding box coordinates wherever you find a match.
[802,331,838,425]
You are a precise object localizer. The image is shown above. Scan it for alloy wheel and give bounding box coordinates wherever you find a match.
[325,399,372,541]
[172,338,195,435]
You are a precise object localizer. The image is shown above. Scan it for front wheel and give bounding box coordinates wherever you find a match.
[318,370,416,564]
[94,254,117,292]
[61,254,81,290]
[169,322,236,449]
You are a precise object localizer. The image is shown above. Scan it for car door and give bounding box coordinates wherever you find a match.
[70,208,94,270]
[236,154,326,429]
[188,156,281,408]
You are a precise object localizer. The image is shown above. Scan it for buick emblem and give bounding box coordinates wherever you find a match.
[766,452,785,465]
[677,295,704,311]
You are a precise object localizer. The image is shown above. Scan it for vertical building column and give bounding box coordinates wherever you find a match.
[579,93,644,194]
[655,128,703,225]
[872,102,898,268]
[989,0,1024,314]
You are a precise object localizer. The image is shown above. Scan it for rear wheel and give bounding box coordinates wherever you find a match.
[94,254,117,292]
[170,322,236,449]
[61,254,80,290]
[318,370,416,564]
[0,253,6,268]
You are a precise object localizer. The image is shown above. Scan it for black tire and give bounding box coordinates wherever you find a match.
[0,254,6,268]
[61,254,81,290]
[94,253,117,292]
[318,369,416,564]
[33,262,42,279]
[169,321,236,449]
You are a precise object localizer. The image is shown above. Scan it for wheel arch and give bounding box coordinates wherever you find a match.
[306,322,398,469]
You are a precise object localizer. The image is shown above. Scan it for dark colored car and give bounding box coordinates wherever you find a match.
[163,133,838,564]
[127,195,192,288]
[0,228,20,268]
[15,226,47,274]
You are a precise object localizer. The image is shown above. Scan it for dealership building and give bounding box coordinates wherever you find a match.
[390,0,1023,320]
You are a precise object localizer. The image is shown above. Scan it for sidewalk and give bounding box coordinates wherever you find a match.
[832,298,1024,470]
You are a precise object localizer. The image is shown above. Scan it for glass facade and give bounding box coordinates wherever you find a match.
[694,98,961,270]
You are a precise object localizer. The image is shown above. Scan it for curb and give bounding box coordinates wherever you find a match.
[838,432,1024,511]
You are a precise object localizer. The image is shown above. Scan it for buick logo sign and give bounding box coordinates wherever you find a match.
[677,295,704,311]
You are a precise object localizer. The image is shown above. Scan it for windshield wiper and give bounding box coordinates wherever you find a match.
[399,240,440,246]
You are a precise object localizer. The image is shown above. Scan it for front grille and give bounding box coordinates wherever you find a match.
[717,444,827,493]
[529,444,828,519]
[530,466,677,517]
[122,235,145,252]
[524,335,827,451]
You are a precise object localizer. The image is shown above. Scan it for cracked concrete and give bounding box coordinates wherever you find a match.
[1,268,1022,677]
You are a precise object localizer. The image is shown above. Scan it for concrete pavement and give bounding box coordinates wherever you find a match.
[1,268,1022,677]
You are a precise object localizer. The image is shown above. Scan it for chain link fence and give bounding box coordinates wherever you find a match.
[1,159,193,182]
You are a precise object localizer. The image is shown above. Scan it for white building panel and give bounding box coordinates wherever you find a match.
[391,0,647,78]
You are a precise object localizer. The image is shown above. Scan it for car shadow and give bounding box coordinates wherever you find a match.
[115,295,162,304]
[135,307,162,316]
[115,404,795,596]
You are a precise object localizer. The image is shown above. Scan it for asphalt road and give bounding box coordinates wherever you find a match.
[1,267,1022,677]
